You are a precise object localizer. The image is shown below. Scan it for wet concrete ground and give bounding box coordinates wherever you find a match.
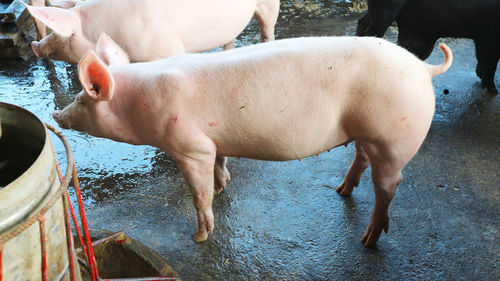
[1,1,499,280]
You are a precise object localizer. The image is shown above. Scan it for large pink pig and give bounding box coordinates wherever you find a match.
[23,0,279,63]
[53,34,452,246]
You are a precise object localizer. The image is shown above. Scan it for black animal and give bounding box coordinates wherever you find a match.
[356,0,500,93]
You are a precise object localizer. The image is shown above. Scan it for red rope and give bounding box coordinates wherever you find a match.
[47,124,177,281]
[0,244,3,281]
[49,132,78,281]
[72,166,99,280]
[48,131,99,280]
[62,192,77,281]
[39,217,47,281]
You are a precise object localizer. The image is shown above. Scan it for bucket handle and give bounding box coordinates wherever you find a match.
[45,123,75,193]
[45,123,80,281]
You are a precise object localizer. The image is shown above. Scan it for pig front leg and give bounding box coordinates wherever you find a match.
[214,155,231,194]
[30,0,46,40]
[176,151,216,242]
[173,134,220,242]
[254,0,280,42]
[170,130,219,242]
[336,141,370,196]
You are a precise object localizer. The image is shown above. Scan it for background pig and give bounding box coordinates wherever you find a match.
[356,0,499,93]
[49,0,81,8]
[23,0,279,63]
[53,34,452,246]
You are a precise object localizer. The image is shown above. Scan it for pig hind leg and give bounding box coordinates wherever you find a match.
[254,0,280,42]
[474,39,499,94]
[356,12,371,36]
[361,0,406,37]
[359,137,424,247]
[336,141,370,196]
[214,156,231,194]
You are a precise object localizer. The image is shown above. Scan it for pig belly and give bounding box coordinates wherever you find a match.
[215,99,349,161]
[191,70,352,161]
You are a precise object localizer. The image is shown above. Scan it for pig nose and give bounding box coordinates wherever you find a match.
[52,110,61,121]
[52,110,66,128]
[31,41,41,58]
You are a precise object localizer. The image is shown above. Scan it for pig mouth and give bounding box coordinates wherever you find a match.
[52,111,70,129]
[31,41,41,58]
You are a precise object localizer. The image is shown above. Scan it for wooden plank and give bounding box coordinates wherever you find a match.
[0,30,16,48]
[0,1,14,24]
[0,0,34,59]
[0,46,20,58]
[0,0,29,29]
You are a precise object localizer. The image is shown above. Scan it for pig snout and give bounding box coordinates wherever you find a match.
[52,110,70,129]
[31,41,41,58]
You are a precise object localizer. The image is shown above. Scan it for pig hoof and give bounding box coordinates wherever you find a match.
[336,181,354,196]
[214,169,231,194]
[193,231,209,243]
[361,224,384,247]
[361,214,390,247]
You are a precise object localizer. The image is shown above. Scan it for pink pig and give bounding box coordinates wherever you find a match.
[53,34,452,246]
[23,0,279,63]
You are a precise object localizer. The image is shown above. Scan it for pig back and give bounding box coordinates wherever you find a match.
[77,0,258,62]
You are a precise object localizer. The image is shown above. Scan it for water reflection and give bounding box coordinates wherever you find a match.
[0,57,159,204]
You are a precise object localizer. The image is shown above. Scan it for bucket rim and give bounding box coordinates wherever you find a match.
[0,101,48,190]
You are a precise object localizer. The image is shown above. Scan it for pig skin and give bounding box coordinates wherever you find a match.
[53,35,452,246]
[23,0,280,63]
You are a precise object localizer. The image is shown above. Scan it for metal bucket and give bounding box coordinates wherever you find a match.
[0,102,81,281]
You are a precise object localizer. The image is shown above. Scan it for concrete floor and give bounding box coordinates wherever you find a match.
[0,1,498,280]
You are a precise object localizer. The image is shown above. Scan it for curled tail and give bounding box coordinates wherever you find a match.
[429,43,453,77]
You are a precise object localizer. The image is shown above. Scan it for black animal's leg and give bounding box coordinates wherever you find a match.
[397,30,436,60]
[474,39,499,94]
[356,12,371,36]
[474,40,484,79]
[363,0,408,37]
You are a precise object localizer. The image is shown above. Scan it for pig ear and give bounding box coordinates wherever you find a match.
[49,0,81,9]
[96,33,130,67]
[22,2,80,37]
[78,51,115,101]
